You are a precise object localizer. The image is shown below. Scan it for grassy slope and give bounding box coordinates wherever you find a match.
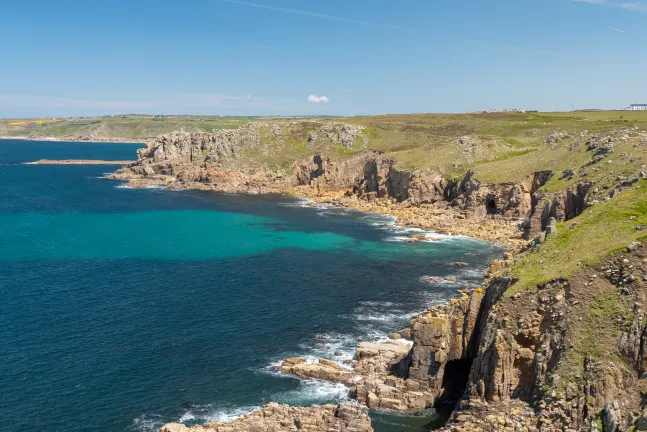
[3,111,647,183]
[508,181,647,296]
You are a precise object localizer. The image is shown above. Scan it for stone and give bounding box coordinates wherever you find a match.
[280,358,349,382]
[628,242,641,252]
[545,217,558,236]
[161,403,373,432]
[635,413,647,430]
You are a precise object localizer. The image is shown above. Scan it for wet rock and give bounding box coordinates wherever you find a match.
[160,402,373,432]
[280,358,349,382]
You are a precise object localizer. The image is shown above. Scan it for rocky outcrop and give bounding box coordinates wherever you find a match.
[160,403,372,432]
[279,286,502,414]
[112,125,555,246]
[437,399,538,432]
[525,181,591,238]
[280,358,353,383]
[273,242,647,430]
[114,122,370,194]
[294,152,379,190]
[446,242,647,431]
[315,123,365,149]
[442,170,553,221]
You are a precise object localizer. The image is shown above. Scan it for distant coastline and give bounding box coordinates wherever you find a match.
[0,135,144,144]
[24,159,135,165]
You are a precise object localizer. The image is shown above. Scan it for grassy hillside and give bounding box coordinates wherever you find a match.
[3,111,646,190]
[0,115,325,141]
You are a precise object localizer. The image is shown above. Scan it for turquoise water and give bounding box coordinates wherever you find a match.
[0,140,501,431]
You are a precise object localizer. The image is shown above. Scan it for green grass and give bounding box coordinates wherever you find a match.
[2,111,647,187]
[507,180,647,296]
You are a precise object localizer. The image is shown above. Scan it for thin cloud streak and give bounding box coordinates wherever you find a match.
[612,27,625,32]
[223,0,403,29]
[0,93,293,116]
[224,0,575,59]
[574,0,647,13]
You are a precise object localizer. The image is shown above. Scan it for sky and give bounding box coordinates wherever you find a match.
[1,0,646,117]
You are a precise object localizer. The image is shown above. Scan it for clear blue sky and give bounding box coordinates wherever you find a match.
[1,0,645,117]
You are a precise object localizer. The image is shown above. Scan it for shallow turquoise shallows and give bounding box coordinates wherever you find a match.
[0,139,501,432]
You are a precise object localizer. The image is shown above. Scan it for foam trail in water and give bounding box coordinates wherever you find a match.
[275,379,352,405]
[133,405,262,432]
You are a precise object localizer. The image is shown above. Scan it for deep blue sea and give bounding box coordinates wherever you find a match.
[0,140,501,432]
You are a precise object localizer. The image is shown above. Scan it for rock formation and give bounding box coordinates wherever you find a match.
[113,125,562,236]
[271,238,647,430]
[160,403,373,432]
[108,123,647,431]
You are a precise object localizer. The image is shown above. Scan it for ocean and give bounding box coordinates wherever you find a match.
[0,139,501,431]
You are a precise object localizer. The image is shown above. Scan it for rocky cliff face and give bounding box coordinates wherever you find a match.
[434,242,647,431]
[525,181,592,238]
[114,125,561,227]
[274,241,647,431]
[160,403,373,432]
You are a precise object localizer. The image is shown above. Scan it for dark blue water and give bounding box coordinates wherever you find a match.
[0,140,500,432]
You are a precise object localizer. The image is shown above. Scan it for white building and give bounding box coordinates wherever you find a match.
[629,104,647,111]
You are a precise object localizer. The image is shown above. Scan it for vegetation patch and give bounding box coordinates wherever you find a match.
[507,180,647,296]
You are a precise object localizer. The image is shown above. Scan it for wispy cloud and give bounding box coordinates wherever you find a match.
[0,94,155,110]
[176,93,266,107]
[308,95,329,103]
[223,0,402,29]
[612,27,626,32]
[574,0,647,13]
[0,93,289,116]
[225,0,574,59]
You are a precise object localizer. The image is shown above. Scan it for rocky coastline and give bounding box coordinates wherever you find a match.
[160,403,372,432]
[112,123,647,431]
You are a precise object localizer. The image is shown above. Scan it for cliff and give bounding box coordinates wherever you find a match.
[277,177,647,431]
[112,123,574,244]
[109,118,647,432]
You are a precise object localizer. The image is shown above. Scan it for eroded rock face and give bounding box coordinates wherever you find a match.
[160,403,373,432]
[114,125,555,229]
[139,125,260,164]
[278,286,498,414]
[455,243,647,431]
